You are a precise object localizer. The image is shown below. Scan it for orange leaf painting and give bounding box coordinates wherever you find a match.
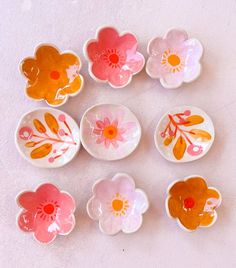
[44,113,59,134]
[30,143,52,159]
[33,119,46,133]
[185,115,204,126]
[25,141,36,147]
[173,135,186,160]
[164,136,173,146]
[190,129,211,141]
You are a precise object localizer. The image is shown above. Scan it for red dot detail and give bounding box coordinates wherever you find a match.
[184,197,195,209]
[43,203,55,214]
[109,54,119,64]
[50,70,60,80]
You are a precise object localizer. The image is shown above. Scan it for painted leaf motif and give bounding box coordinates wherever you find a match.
[44,113,59,134]
[173,135,186,160]
[25,141,36,147]
[164,136,173,146]
[184,115,204,126]
[190,129,211,141]
[30,143,52,159]
[33,119,46,133]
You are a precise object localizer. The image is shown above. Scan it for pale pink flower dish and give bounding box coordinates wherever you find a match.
[146,29,203,89]
[84,26,145,88]
[16,183,76,244]
[80,104,141,160]
[87,173,149,235]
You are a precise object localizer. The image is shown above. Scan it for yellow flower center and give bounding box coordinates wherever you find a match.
[103,125,118,140]
[167,54,181,66]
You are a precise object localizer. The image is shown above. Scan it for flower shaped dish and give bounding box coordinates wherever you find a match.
[154,106,214,162]
[146,29,203,88]
[16,183,76,244]
[15,107,81,168]
[80,104,141,160]
[84,26,145,88]
[20,44,84,106]
[166,176,221,231]
[87,173,149,235]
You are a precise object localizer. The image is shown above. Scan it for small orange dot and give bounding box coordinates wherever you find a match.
[50,70,60,80]
[168,54,180,66]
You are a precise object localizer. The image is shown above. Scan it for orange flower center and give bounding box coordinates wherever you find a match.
[184,197,195,209]
[168,54,180,66]
[43,203,55,214]
[50,70,60,80]
[112,199,124,211]
[109,53,119,64]
[111,193,129,217]
[103,125,118,140]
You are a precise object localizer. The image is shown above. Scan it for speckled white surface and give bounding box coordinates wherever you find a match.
[1,0,236,267]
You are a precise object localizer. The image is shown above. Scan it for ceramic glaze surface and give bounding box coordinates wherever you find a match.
[166,176,221,231]
[154,106,214,162]
[80,104,141,160]
[84,27,145,88]
[87,173,149,235]
[146,29,203,88]
[20,44,83,106]
[16,183,76,244]
[15,108,81,168]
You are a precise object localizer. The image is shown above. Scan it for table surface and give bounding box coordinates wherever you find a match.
[1,1,236,267]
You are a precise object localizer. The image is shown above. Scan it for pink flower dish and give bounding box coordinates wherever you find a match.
[87,173,149,235]
[84,26,145,88]
[154,106,215,162]
[16,183,76,244]
[146,29,203,88]
[80,104,142,160]
[15,107,81,168]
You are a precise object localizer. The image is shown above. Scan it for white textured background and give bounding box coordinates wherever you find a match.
[1,0,236,267]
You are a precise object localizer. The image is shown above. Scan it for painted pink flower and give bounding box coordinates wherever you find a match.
[87,173,149,235]
[19,127,33,140]
[93,116,135,149]
[146,29,203,88]
[17,183,76,244]
[187,144,203,156]
[85,27,145,88]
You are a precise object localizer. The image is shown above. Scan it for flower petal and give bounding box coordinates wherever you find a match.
[122,213,143,233]
[56,214,75,235]
[91,61,110,81]
[99,214,122,235]
[20,58,39,80]
[117,33,138,52]
[87,197,103,220]
[133,189,149,214]
[36,183,60,201]
[60,53,80,66]
[184,38,203,64]
[183,63,201,83]
[108,68,131,88]
[169,181,188,198]
[35,45,60,68]
[125,52,145,74]
[160,72,184,88]
[58,75,83,97]
[148,37,168,56]
[57,192,75,215]
[112,173,136,195]
[165,29,188,44]
[178,210,201,231]
[200,211,217,227]
[93,179,116,202]
[146,55,164,78]
[18,211,36,232]
[34,224,57,244]
[17,191,38,211]
[185,177,208,197]
[97,27,119,47]
[167,197,181,218]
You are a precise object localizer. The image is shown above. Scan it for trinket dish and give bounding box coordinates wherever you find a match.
[80,104,141,160]
[154,106,214,162]
[20,44,84,106]
[16,183,76,244]
[15,107,81,168]
[84,26,145,88]
[87,173,149,235]
[166,175,221,231]
[146,29,203,88]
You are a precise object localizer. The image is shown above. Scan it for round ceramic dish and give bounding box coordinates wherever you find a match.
[146,28,203,89]
[84,26,145,88]
[87,173,149,235]
[16,183,76,244]
[15,107,81,168]
[154,106,214,162]
[20,44,84,107]
[80,104,141,160]
[165,175,222,232]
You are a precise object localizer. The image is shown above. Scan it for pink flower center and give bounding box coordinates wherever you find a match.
[103,125,118,140]
[109,53,119,64]
[43,203,55,214]
[50,70,60,80]
[184,197,195,209]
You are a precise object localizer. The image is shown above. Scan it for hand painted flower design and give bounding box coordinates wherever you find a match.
[146,29,203,88]
[16,183,76,243]
[85,27,145,88]
[93,116,135,149]
[20,44,83,106]
[166,176,221,231]
[87,173,149,235]
[160,109,211,160]
[18,112,77,163]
